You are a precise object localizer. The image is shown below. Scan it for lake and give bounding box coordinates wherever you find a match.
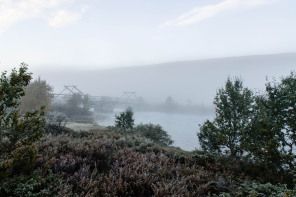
[95,110,214,151]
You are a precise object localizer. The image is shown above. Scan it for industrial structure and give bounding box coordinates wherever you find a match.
[53,86,144,113]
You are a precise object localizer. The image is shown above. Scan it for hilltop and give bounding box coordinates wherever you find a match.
[35,53,296,105]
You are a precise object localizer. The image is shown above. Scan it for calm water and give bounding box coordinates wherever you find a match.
[95,110,214,151]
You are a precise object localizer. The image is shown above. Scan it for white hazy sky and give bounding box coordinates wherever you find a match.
[0,0,296,70]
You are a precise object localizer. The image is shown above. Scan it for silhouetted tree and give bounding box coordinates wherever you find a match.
[198,77,254,157]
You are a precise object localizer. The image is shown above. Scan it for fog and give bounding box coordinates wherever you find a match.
[1,0,296,151]
[33,53,296,107]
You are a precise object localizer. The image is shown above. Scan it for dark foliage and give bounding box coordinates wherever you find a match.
[198,73,296,186]
[0,171,62,197]
[114,107,135,131]
[1,66,295,196]
[0,64,45,181]
[198,77,254,157]
[133,123,173,146]
[53,93,93,123]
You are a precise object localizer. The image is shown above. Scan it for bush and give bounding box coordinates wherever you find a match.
[114,107,134,131]
[0,64,45,181]
[45,111,70,135]
[233,180,295,197]
[0,171,62,197]
[46,111,68,127]
[35,127,295,196]
[134,123,173,146]
[53,93,94,123]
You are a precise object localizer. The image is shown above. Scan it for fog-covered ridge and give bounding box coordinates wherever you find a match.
[35,53,296,106]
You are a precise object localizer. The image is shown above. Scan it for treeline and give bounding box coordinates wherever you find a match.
[135,97,213,115]
[198,72,296,184]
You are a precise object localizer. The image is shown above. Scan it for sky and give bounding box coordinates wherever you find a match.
[0,0,296,71]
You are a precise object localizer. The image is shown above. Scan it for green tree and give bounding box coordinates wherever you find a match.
[198,77,254,157]
[0,64,45,181]
[264,72,296,170]
[20,77,53,114]
[243,95,283,169]
[115,107,134,131]
[198,120,221,152]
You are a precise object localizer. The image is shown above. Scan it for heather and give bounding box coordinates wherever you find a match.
[1,65,296,196]
[1,126,295,196]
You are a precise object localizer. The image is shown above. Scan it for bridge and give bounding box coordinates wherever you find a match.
[53,86,144,112]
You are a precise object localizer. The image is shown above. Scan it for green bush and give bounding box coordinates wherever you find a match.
[114,107,134,131]
[234,180,294,197]
[0,171,62,197]
[0,64,45,181]
[134,123,173,146]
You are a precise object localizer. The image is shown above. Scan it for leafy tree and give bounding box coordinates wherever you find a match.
[53,93,93,121]
[198,77,254,157]
[0,64,45,181]
[264,72,296,170]
[243,95,283,169]
[20,77,53,114]
[198,120,221,152]
[134,123,173,146]
[115,107,134,131]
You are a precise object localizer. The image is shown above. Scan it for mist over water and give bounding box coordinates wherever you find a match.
[97,110,214,151]
[33,53,296,151]
[2,1,296,193]
[34,53,296,106]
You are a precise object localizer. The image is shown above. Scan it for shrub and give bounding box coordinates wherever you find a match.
[0,64,45,181]
[45,111,70,135]
[134,123,173,146]
[53,93,94,123]
[114,135,157,153]
[34,127,296,196]
[46,111,68,127]
[0,171,62,197]
[234,180,295,197]
[114,107,134,131]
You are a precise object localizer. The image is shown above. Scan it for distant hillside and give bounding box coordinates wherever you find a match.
[35,53,296,106]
